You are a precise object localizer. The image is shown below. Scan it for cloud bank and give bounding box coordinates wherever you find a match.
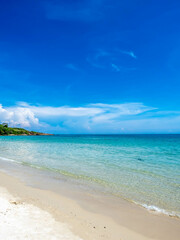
[0,102,180,133]
[0,104,39,128]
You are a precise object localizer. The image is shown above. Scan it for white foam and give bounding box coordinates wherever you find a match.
[0,187,83,240]
[140,203,179,218]
[0,156,17,163]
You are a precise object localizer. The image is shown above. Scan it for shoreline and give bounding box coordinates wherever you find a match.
[0,154,179,219]
[0,161,180,240]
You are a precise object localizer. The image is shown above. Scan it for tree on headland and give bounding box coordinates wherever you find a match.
[0,123,51,136]
[2,123,8,128]
[0,123,9,135]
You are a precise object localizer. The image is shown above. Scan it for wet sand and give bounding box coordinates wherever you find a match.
[0,161,180,240]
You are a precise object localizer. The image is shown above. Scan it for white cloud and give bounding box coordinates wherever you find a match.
[90,103,155,122]
[0,104,39,128]
[21,102,153,119]
[87,48,137,72]
[29,106,103,118]
[0,102,180,133]
[0,102,154,130]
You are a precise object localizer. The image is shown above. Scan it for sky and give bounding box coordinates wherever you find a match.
[0,0,180,133]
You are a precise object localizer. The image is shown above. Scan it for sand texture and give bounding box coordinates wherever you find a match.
[0,169,179,240]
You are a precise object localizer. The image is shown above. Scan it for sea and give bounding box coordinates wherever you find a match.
[0,134,179,217]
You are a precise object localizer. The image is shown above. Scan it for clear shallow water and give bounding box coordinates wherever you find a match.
[0,135,180,217]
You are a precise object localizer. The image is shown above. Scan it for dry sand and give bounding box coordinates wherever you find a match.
[0,186,82,240]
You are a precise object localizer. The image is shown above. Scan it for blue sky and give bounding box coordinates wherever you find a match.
[0,0,180,133]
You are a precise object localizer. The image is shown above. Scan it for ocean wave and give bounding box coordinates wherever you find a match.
[0,156,19,163]
[139,203,180,218]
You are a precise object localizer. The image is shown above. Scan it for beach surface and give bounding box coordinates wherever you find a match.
[0,166,180,240]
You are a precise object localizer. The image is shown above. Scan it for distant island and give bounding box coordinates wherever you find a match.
[0,123,52,136]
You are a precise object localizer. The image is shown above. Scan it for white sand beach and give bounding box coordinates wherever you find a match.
[0,186,82,240]
[0,169,180,240]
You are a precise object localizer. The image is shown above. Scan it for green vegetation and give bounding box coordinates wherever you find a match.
[0,123,48,136]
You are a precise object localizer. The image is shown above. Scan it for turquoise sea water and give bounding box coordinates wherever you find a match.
[0,135,180,217]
